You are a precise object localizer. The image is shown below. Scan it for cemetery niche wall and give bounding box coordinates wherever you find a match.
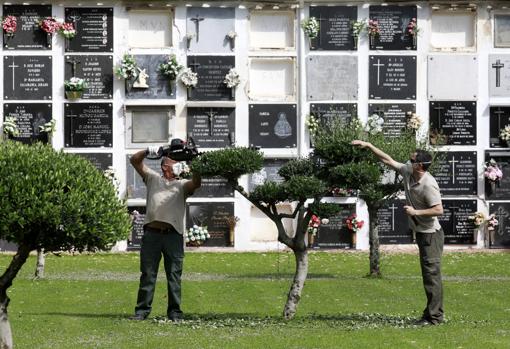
[2,4,52,50]
[485,151,510,200]
[369,5,418,50]
[4,56,52,100]
[489,202,510,248]
[429,101,476,146]
[311,204,355,249]
[3,103,52,144]
[308,6,357,51]
[440,200,477,244]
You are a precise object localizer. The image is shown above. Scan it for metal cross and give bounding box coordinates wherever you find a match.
[492,59,505,88]
[66,57,81,77]
[494,206,509,236]
[493,107,506,132]
[65,109,79,147]
[449,155,459,184]
[190,14,204,42]
[188,60,201,73]
[204,109,217,136]
[371,106,386,117]
[314,14,327,48]
[373,59,385,85]
[389,203,398,231]
[433,103,445,128]
[8,59,19,91]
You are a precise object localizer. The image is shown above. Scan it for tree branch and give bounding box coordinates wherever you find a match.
[278,201,304,219]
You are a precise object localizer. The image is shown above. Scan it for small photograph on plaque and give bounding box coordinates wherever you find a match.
[186,7,235,53]
[494,14,510,48]
[186,202,234,247]
[187,56,235,101]
[369,103,415,138]
[249,58,295,101]
[369,5,417,50]
[312,204,355,249]
[2,5,52,50]
[65,55,113,100]
[77,153,113,171]
[128,206,146,251]
[3,103,52,144]
[489,55,510,97]
[377,199,412,244]
[430,11,476,50]
[485,151,510,200]
[369,55,416,100]
[435,151,477,196]
[187,107,235,148]
[307,56,357,101]
[125,106,173,149]
[128,10,172,48]
[64,7,113,52]
[64,103,113,148]
[440,200,477,244]
[250,11,295,49]
[429,101,476,146]
[249,104,297,148]
[489,202,510,248]
[428,55,478,100]
[490,106,510,148]
[308,6,357,51]
[4,56,52,100]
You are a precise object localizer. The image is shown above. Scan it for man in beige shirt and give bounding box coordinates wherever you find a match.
[352,140,444,326]
[129,147,201,321]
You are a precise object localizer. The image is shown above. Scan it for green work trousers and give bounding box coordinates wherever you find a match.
[416,228,444,324]
[134,226,184,318]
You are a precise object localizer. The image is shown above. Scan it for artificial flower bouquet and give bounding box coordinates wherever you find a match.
[301,17,320,39]
[115,54,139,80]
[39,17,60,34]
[468,212,486,228]
[185,225,210,246]
[2,16,17,36]
[64,77,86,91]
[180,68,198,88]
[345,213,364,233]
[59,22,76,39]
[406,111,422,131]
[484,159,503,183]
[223,68,240,88]
[158,54,183,81]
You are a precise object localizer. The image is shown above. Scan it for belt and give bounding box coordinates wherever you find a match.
[145,225,175,234]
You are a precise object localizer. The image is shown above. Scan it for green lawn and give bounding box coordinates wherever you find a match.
[4,251,510,348]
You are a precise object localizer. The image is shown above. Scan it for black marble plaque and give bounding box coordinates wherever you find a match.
[369,103,415,138]
[65,55,113,99]
[3,103,52,144]
[489,202,510,248]
[187,107,235,148]
[78,153,112,171]
[248,158,288,192]
[310,103,356,126]
[490,106,510,148]
[186,202,234,247]
[309,6,357,51]
[127,206,146,251]
[369,55,416,100]
[64,7,113,52]
[4,56,52,100]
[312,204,355,249]
[2,5,52,50]
[64,103,112,148]
[126,55,175,99]
[429,101,476,146]
[193,177,234,198]
[378,199,412,244]
[126,156,161,199]
[369,5,417,50]
[440,200,477,244]
[249,104,297,148]
[485,151,510,200]
[187,56,235,101]
[435,151,477,196]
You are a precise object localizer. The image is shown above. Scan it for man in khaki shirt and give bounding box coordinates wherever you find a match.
[352,140,444,326]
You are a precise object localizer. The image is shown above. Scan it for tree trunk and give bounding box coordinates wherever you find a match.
[0,243,33,349]
[283,248,308,320]
[34,249,45,279]
[368,206,381,277]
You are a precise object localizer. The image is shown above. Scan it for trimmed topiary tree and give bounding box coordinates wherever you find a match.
[191,147,340,320]
[0,141,131,349]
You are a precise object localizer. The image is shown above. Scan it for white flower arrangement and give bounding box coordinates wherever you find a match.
[39,119,56,134]
[223,68,240,88]
[351,19,366,38]
[180,68,198,88]
[305,114,320,136]
[301,17,320,39]
[64,77,86,92]
[500,125,510,142]
[406,111,422,131]
[2,116,19,137]
[226,31,237,40]
[185,225,210,245]
[172,162,190,178]
[114,54,138,80]
[103,166,120,189]
[365,114,384,134]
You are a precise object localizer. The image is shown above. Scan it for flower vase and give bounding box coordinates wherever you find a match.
[490,180,497,193]
[229,38,235,51]
[229,228,235,247]
[46,33,52,47]
[230,87,235,100]
[65,90,82,100]
[412,35,417,48]
[308,233,315,247]
[187,87,193,99]
[308,37,314,50]
[168,80,174,95]
[125,78,134,93]
[353,36,358,49]
[351,232,357,249]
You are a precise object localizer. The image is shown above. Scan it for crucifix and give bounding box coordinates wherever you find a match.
[373,59,385,86]
[314,13,327,48]
[449,155,459,184]
[204,109,217,136]
[449,204,460,235]
[66,57,81,77]
[493,107,506,132]
[8,59,19,92]
[190,14,204,42]
[494,206,509,237]
[65,110,79,147]
[67,13,81,32]
[492,59,505,87]
[188,60,201,73]
[389,203,398,231]
[433,103,445,128]
[371,105,385,118]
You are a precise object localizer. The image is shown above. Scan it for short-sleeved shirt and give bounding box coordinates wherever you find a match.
[143,168,192,235]
[398,162,442,233]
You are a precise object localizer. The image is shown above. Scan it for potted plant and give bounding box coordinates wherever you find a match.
[158,54,183,94]
[351,19,366,49]
[38,16,60,47]
[406,17,419,47]
[1,116,19,140]
[179,67,198,97]
[345,213,364,248]
[115,53,139,92]
[301,17,319,49]
[499,124,510,147]
[226,30,237,50]
[185,225,210,247]
[484,158,503,193]
[2,15,17,42]
[368,19,380,47]
[223,68,240,99]
[64,77,86,99]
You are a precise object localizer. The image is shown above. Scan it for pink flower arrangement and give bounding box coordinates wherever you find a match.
[39,17,60,34]
[407,18,419,36]
[59,22,76,39]
[307,215,321,236]
[487,214,499,231]
[2,15,17,36]
[346,213,364,233]
[368,19,380,37]
[484,159,503,183]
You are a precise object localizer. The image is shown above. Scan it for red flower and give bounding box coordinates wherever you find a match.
[2,16,17,34]
[39,17,61,34]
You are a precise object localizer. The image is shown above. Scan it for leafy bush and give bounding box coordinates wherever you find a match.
[278,158,315,180]
[250,181,288,205]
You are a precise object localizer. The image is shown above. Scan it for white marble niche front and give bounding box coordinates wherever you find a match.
[248,58,296,101]
[125,106,175,148]
[128,10,173,48]
[249,11,295,49]
[430,11,476,51]
[427,55,478,100]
